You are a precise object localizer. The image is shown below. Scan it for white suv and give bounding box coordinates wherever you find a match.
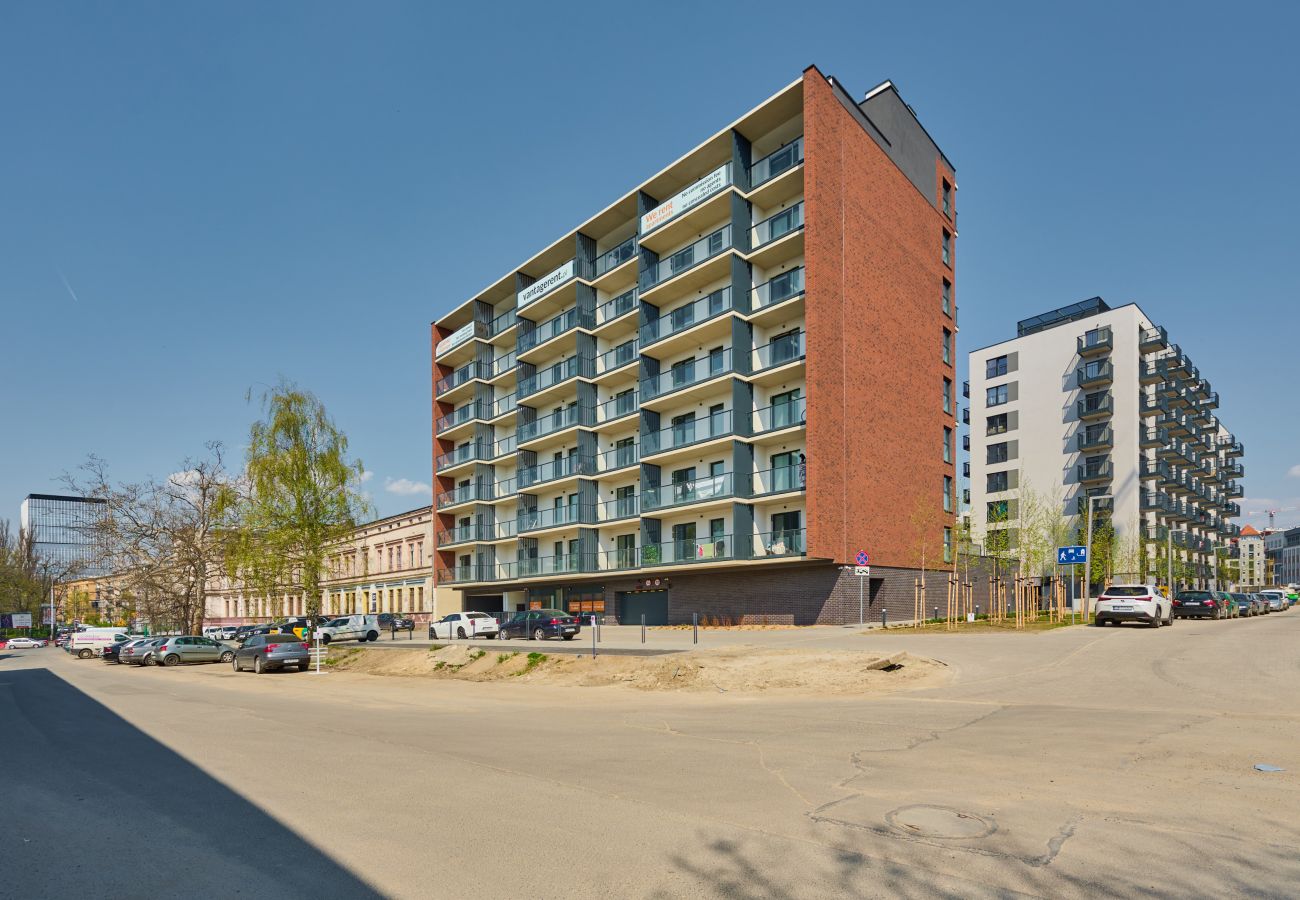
[317,614,380,644]
[429,611,500,640]
[1095,585,1172,628]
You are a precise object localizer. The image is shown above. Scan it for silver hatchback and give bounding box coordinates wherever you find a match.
[232,633,310,674]
[153,635,235,667]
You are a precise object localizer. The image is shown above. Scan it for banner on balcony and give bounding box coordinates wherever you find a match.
[640,164,730,233]
[518,260,575,309]
[435,322,475,356]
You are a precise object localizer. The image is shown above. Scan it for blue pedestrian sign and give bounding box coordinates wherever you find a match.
[855,550,869,566]
[1057,545,1088,565]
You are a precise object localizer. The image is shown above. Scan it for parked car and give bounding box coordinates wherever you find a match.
[1172,590,1221,618]
[430,611,499,640]
[219,625,240,640]
[202,626,225,639]
[316,614,380,645]
[69,631,135,659]
[121,638,168,666]
[1228,593,1257,617]
[3,636,47,650]
[1094,585,1172,627]
[236,624,281,645]
[378,613,416,633]
[1260,590,1287,612]
[1216,592,1241,618]
[232,633,310,673]
[497,609,581,641]
[152,635,236,667]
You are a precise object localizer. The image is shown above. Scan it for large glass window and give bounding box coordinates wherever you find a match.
[942,279,952,316]
[987,471,1009,492]
[986,384,1009,407]
[988,442,1009,464]
[987,413,1009,435]
[943,427,953,464]
[944,476,954,512]
[986,355,1009,378]
[942,329,952,365]
[943,378,953,414]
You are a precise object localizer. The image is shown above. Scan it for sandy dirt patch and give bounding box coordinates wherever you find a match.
[327,645,949,694]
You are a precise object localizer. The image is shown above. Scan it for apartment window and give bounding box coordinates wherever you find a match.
[988,442,1009,464]
[987,470,1009,492]
[943,378,953,414]
[944,476,954,513]
[987,500,1010,522]
[986,384,1009,407]
[942,329,952,366]
[943,427,953,464]
[942,279,952,316]
[943,526,953,563]
[942,230,951,266]
[942,180,952,217]
[987,413,1008,435]
[986,355,1009,378]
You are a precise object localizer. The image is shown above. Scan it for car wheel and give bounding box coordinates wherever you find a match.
[1165,607,1174,626]
[232,657,240,672]
[77,648,93,659]
[496,630,507,641]
[143,655,156,667]
[254,656,263,674]
[457,627,466,639]
[562,635,575,641]
[220,651,234,663]
[366,631,379,641]
[321,634,332,645]
[1150,612,1161,628]
[163,654,180,667]
[532,627,546,641]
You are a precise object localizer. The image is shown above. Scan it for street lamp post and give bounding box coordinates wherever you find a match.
[1083,494,1113,621]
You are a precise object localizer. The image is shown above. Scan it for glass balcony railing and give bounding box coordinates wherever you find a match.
[518,404,595,443]
[1076,360,1114,388]
[643,409,733,456]
[490,350,517,379]
[596,288,638,327]
[751,201,804,248]
[517,503,597,533]
[749,137,803,188]
[598,494,639,521]
[751,267,805,312]
[595,236,637,277]
[440,521,515,545]
[517,355,595,399]
[595,340,638,375]
[642,533,735,566]
[436,482,490,508]
[488,309,516,337]
[518,307,593,354]
[1078,461,1114,483]
[436,442,490,469]
[753,331,805,371]
[755,397,806,433]
[436,361,489,396]
[753,527,805,558]
[1140,491,1171,513]
[641,349,734,401]
[1077,426,1113,452]
[595,390,638,425]
[641,287,734,346]
[491,391,517,419]
[1077,326,1113,357]
[597,547,641,571]
[492,432,517,459]
[641,472,735,512]
[517,553,591,578]
[596,443,639,472]
[642,224,733,288]
[492,476,517,500]
[518,454,596,490]
[436,402,489,432]
[752,464,806,496]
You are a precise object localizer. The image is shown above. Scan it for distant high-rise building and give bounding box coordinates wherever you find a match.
[20,493,109,577]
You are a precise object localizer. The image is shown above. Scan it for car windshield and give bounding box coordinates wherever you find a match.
[1104,587,1149,597]
[1176,591,1212,600]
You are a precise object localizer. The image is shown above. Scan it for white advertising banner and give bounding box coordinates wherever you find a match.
[640,163,731,233]
[11,613,32,628]
[435,321,476,356]
[517,260,575,308]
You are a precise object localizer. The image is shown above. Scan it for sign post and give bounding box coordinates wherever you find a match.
[854,551,870,625]
[1058,546,1088,624]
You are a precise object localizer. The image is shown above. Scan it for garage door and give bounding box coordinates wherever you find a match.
[466,595,505,614]
[617,590,669,626]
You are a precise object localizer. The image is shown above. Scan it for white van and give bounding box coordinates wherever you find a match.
[69,631,134,659]
[316,614,380,645]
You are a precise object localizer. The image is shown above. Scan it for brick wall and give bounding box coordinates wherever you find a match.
[802,70,957,569]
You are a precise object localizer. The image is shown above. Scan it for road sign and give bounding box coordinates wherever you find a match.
[1057,545,1088,565]
[854,566,871,577]
[855,550,869,566]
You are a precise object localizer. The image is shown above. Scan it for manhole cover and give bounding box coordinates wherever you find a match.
[886,805,995,839]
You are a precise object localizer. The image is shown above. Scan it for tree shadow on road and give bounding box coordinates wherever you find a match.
[0,667,382,899]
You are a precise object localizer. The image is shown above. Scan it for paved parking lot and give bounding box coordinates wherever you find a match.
[4,613,1299,898]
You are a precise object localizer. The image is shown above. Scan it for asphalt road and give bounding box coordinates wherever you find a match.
[3,613,1299,898]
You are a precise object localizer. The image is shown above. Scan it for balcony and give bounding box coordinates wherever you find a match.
[752,331,805,375]
[1078,460,1114,484]
[491,391,517,420]
[491,476,517,501]
[440,563,513,585]
[1145,524,1170,542]
[1223,438,1244,457]
[1221,461,1245,479]
[752,464,806,496]
[517,503,598,534]
[1158,411,1192,437]
[749,201,804,259]
[596,443,639,473]
[1223,501,1241,518]
[1077,495,1114,516]
[1200,390,1220,410]
[1077,326,1113,358]
[750,267,805,316]
[1077,426,1114,452]
[1078,393,1114,420]
[435,442,490,471]
[962,407,970,425]
[518,404,595,444]
[753,527,806,559]
[962,461,970,478]
[595,288,638,329]
[436,360,489,397]
[641,349,735,403]
[438,520,516,546]
[643,409,735,457]
[594,391,638,427]
[1140,459,1171,481]
[436,401,489,434]
[518,553,592,579]
[1139,360,1163,385]
[489,350,517,380]
[436,482,491,509]
[1076,360,1114,389]
[962,433,970,451]
[1138,395,1167,418]
[641,287,735,348]
[1139,324,1168,352]
[749,137,804,190]
[517,453,597,490]
[1141,491,1171,513]
[596,547,641,572]
[594,340,639,378]
[491,432,517,460]
[963,380,970,398]
[641,472,737,513]
[517,354,594,400]
[642,533,736,567]
[598,494,639,522]
[487,309,517,338]
[594,236,637,278]
[642,224,733,290]
[1141,426,1169,449]
[1224,482,1243,499]
[1166,501,1191,522]
[518,306,593,356]
[753,397,806,435]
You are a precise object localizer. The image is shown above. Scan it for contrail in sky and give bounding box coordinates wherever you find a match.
[58,270,81,304]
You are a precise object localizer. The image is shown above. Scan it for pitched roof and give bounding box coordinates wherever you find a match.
[1240,525,1261,536]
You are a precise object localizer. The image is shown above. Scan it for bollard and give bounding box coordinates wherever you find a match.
[881,609,887,629]
[641,613,646,644]
[693,612,699,645]
[390,624,396,641]
[933,606,938,622]
[592,617,597,659]
[975,605,980,620]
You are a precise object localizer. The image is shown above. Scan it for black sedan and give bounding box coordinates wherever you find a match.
[1172,590,1223,619]
[497,609,581,641]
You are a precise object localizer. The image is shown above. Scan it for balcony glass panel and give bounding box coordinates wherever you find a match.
[595,236,637,276]
[643,533,735,566]
[598,494,639,521]
[517,355,594,399]
[751,267,805,311]
[492,477,517,500]
[641,287,733,346]
[643,224,733,287]
[436,361,488,395]
[643,409,733,455]
[751,201,804,248]
[753,527,805,558]
[641,349,734,400]
[1077,326,1113,354]
[517,553,591,577]
[436,402,488,432]
[518,405,595,442]
[596,443,639,472]
[436,442,489,469]
[518,454,596,489]
[753,464,806,495]
[518,307,593,353]
[598,547,641,571]
[595,340,639,375]
[488,310,516,336]
[491,392,517,418]
[755,396,807,432]
[436,482,489,507]
[596,288,638,325]
[517,503,596,532]
[749,137,804,188]
[595,391,638,424]
[753,331,805,370]
[491,350,517,378]
[492,433,517,459]
[641,472,735,512]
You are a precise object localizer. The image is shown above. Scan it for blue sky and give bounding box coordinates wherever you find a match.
[2,1,1297,530]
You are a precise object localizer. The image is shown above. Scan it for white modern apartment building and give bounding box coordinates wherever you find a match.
[967,298,1244,588]
[1234,525,1266,590]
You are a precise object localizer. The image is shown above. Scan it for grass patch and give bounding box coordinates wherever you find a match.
[514,652,547,676]
[426,644,447,652]
[497,652,517,665]
[878,615,1085,634]
[433,661,446,670]
[469,649,486,661]
[323,648,360,667]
